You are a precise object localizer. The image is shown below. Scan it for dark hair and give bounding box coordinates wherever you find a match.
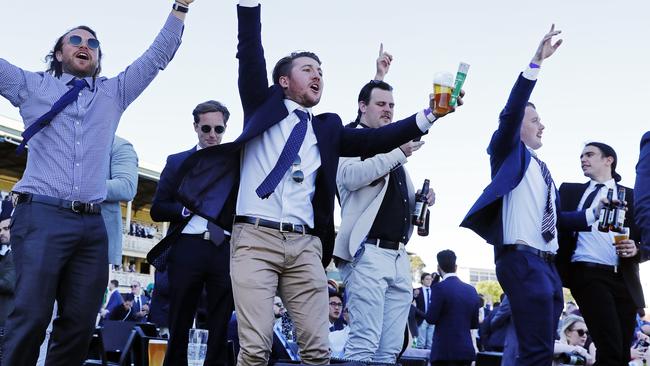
[272,51,321,85]
[123,293,135,302]
[110,279,119,287]
[526,101,536,109]
[329,293,343,302]
[585,142,621,182]
[420,272,431,282]
[354,80,394,123]
[46,26,102,78]
[437,249,457,273]
[192,100,230,125]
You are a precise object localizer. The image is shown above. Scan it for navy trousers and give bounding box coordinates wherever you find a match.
[495,249,563,366]
[164,234,234,366]
[3,201,108,366]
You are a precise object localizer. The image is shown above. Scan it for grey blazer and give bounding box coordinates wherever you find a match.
[101,136,138,264]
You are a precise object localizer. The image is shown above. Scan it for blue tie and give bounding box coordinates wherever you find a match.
[16,78,89,155]
[531,155,556,242]
[256,110,309,199]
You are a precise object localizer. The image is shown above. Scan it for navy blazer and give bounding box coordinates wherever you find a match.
[556,182,645,307]
[636,131,650,250]
[415,286,432,325]
[426,276,480,361]
[147,147,196,269]
[460,74,587,248]
[174,5,424,267]
[105,289,124,314]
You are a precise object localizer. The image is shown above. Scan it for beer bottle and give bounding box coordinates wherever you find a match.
[597,188,614,233]
[610,187,627,233]
[413,179,430,226]
[418,209,430,236]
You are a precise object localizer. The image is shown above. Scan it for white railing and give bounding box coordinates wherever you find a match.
[122,234,158,254]
[111,270,154,289]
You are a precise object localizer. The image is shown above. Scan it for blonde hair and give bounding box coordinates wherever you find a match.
[559,314,586,344]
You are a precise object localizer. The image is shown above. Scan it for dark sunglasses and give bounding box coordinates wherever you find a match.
[199,124,225,134]
[572,329,589,337]
[69,35,100,50]
[291,156,304,183]
[130,284,139,288]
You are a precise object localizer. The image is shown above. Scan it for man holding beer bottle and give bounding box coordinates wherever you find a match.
[556,142,643,366]
[333,46,438,363]
[461,26,606,366]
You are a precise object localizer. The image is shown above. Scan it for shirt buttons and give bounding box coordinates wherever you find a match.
[74,186,79,190]
[76,163,80,167]
[76,141,80,145]
[76,122,80,125]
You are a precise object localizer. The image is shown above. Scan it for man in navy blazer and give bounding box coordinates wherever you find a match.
[460,26,602,366]
[636,132,650,252]
[426,250,480,366]
[174,2,461,364]
[149,100,234,366]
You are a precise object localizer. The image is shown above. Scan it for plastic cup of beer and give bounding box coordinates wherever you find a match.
[614,227,630,244]
[148,339,167,366]
[433,72,454,115]
[188,328,209,366]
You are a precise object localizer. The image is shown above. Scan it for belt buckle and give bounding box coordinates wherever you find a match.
[279,220,293,233]
[71,200,82,213]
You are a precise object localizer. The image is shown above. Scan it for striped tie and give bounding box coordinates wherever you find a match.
[531,155,556,242]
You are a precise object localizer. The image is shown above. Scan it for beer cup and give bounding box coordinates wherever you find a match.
[613,227,630,244]
[433,72,454,115]
[148,339,167,366]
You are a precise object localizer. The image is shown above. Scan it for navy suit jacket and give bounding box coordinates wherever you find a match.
[105,289,124,314]
[415,286,432,325]
[636,131,650,250]
[460,74,587,249]
[426,276,480,361]
[147,147,196,269]
[556,182,645,307]
[174,5,424,267]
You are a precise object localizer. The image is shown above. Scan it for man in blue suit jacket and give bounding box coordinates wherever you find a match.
[174,2,461,364]
[149,100,234,366]
[460,26,602,366]
[426,250,480,366]
[636,132,650,251]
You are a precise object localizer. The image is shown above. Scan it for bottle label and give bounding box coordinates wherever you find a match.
[616,209,625,228]
[413,202,424,217]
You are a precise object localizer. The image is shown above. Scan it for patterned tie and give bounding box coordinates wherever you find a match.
[580,183,605,211]
[16,78,89,155]
[256,110,309,199]
[531,155,556,242]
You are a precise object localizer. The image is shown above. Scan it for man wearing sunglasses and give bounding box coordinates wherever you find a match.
[0,1,193,365]
[175,2,462,364]
[149,100,234,366]
[334,47,435,363]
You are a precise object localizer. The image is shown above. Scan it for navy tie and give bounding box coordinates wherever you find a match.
[580,184,605,211]
[16,78,89,155]
[256,110,309,199]
[531,155,556,242]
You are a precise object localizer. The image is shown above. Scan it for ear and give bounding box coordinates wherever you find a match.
[605,156,614,166]
[55,50,63,63]
[358,101,368,114]
[193,122,199,133]
[279,75,290,89]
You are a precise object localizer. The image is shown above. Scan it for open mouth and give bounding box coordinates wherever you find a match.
[310,83,320,93]
[75,52,90,61]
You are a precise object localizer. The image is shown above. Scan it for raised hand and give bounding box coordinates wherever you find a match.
[531,24,563,65]
[399,140,424,157]
[374,43,393,81]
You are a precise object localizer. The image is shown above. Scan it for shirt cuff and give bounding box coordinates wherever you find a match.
[522,67,540,81]
[585,208,596,226]
[415,110,436,132]
[239,0,259,7]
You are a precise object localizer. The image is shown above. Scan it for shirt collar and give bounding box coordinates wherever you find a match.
[0,244,9,256]
[442,273,458,281]
[284,99,312,118]
[60,73,95,90]
[589,178,616,191]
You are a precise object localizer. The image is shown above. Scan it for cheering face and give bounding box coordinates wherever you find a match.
[520,106,545,150]
[580,145,613,180]
[280,57,323,108]
[194,111,226,148]
[360,88,395,128]
[56,29,100,78]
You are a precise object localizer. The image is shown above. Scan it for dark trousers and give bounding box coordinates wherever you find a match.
[496,250,563,366]
[3,201,108,366]
[570,265,637,366]
[431,361,472,366]
[164,234,234,366]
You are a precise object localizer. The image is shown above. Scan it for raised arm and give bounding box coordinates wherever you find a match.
[373,43,393,81]
[237,1,270,117]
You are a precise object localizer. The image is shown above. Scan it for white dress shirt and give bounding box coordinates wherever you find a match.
[182,145,210,234]
[572,179,619,265]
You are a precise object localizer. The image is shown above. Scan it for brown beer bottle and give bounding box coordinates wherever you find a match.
[417,209,430,236]
[610,187,626,233]
[413,179,430,226]
[597,188,614,232]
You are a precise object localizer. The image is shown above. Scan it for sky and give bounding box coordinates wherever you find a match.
[1,0,649,272]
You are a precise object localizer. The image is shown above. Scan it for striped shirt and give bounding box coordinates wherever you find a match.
[0,15,183,203]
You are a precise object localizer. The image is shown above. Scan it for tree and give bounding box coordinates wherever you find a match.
[409,254,426,284]
[475,280,503,304]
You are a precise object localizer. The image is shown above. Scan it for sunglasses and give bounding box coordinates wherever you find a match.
[291,156,304,183]
[199,124,225,134]
[572,329,589,337]
[68,35,100,50]
[329,302,343,308]
[130,284,139,288]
